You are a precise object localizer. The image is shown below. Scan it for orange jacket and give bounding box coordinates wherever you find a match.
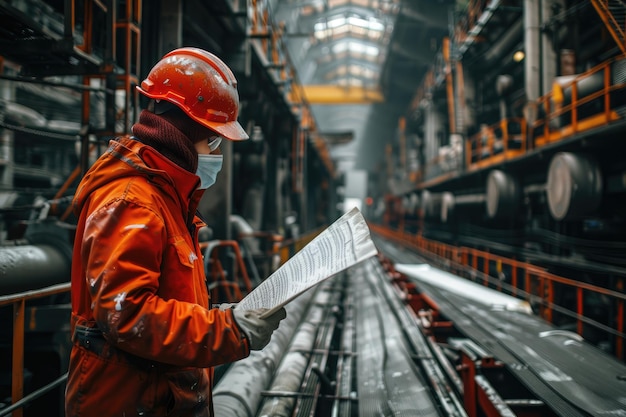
[65,136,249,417]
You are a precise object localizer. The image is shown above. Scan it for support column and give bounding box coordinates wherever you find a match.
[541,0,564,95]
[524,0,542,124]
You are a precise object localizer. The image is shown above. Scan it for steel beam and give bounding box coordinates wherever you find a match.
[290,85,384,104]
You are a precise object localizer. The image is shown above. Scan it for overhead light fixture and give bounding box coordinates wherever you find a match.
[513,50,525,62]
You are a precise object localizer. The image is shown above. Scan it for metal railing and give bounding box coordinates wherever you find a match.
[370,224,626,361]
[0,283,71,417]
[466,118,526,171]
[202,240,254,303]
[591,0,626,56]
[533,55,626,147]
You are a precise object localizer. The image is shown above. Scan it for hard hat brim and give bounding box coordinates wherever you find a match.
[208,119,249,141]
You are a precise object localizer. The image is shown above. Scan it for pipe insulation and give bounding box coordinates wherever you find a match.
[212,281,330,416]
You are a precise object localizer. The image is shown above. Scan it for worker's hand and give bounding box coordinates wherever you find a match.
[232,307,287,350]
[218,303,237,311]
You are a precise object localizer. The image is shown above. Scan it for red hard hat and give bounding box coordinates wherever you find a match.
[137,47,249,141]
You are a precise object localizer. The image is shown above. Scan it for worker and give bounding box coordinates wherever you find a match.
[65,47,287,417]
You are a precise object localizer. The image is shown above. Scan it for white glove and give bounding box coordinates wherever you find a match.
[232,307,287,350]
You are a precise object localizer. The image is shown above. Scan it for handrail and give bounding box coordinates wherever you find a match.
[203,240,253,303]
[370,224,626,362]
[0,373,68,417]
[0,282,71,417]
[465,118,526,170]
[533,55,626,146]
[591,0,626,56]
[410,54,626,187]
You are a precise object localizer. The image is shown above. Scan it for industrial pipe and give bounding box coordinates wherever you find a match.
[212,283,326,416]
[0,244,70,295]
[256,300,326,416]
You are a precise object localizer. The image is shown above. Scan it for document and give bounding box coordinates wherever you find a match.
[236,207,378,317]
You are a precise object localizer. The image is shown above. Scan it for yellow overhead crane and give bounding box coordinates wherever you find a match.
[291,84,385,104]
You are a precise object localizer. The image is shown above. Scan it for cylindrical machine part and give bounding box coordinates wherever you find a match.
[486,170,521,220]
[0,245,70,295]
[546,152,603,221]
[551,72,604,129]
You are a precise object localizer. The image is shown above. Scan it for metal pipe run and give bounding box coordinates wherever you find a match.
[256,296,327,416]
[212,283,326,416]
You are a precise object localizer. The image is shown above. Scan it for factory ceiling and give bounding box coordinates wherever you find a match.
[272,0,455,172]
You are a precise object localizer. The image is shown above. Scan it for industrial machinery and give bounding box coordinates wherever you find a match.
[373,0,626,364]
[1,1,626,416]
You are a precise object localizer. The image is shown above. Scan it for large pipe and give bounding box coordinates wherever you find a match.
[0,245,70,295]
[212,283,327,416]
[483,19,523,64]
[256,299,326,416]
[422,191,485,223]
[541,0,563,94]
[524,0,541,101]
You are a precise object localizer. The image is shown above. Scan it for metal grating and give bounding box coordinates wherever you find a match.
[591,0,626,55]
[612,58,626,83]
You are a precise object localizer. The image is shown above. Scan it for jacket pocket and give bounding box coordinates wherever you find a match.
[170,236,197,269]
[164,369,211,417]
[67,345,160,416]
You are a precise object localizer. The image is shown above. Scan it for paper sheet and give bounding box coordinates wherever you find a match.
[236,207,378,317]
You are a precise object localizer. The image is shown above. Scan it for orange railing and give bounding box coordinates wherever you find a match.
[202,240,254,303]
[370,224,626,361]
[591,0,626,56]
[466,118,526,171]
[412,55,626,185]
[405,41,626,185]
[533,55,626,147]
[0,283,71,417]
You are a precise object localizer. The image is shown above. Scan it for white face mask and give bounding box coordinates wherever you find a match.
[196,154,223,189]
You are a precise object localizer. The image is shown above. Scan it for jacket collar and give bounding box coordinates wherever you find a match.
[74,136,204,219]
